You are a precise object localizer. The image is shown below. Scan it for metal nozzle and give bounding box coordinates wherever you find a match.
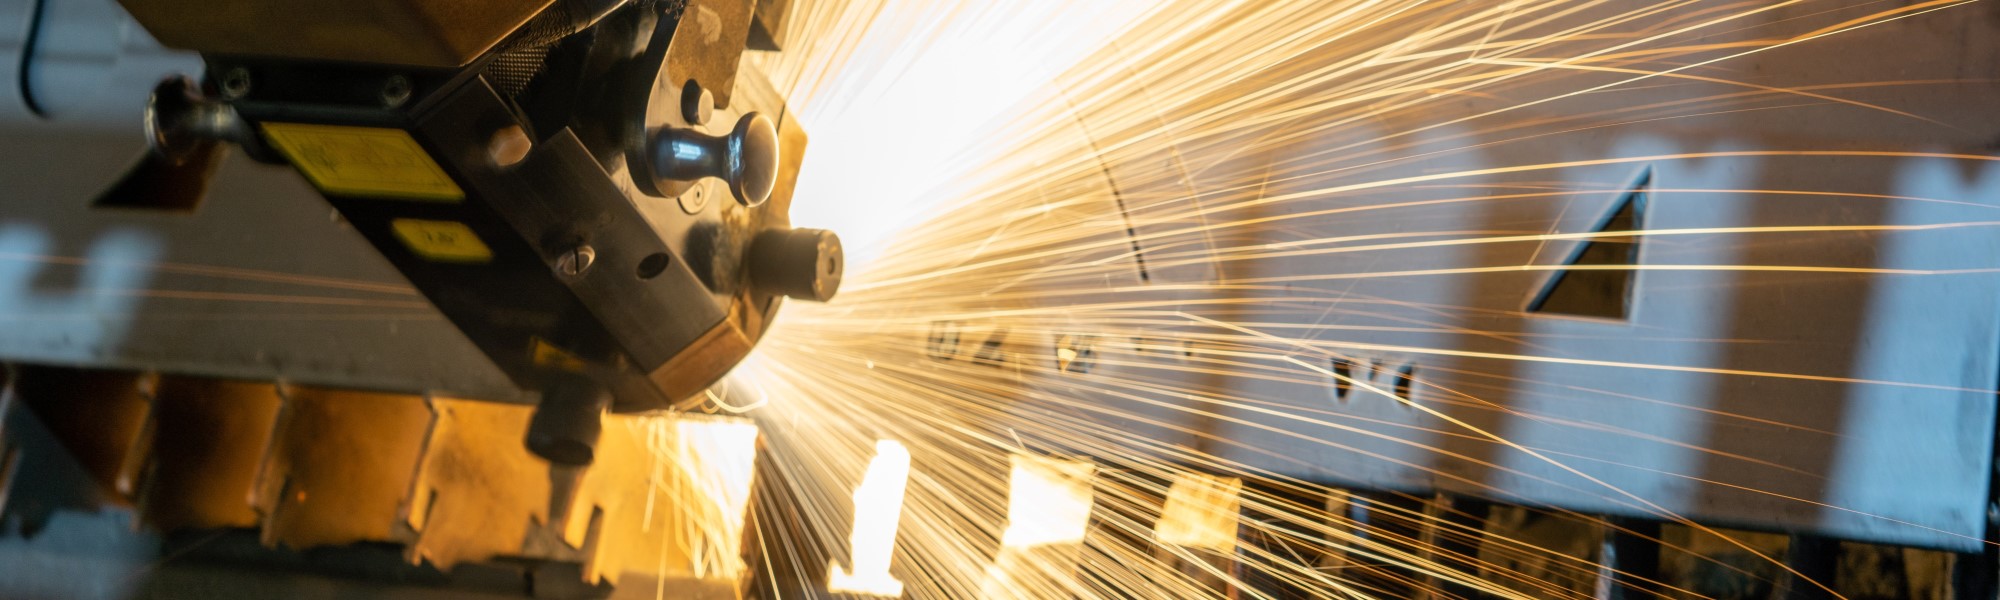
[748,227,843,302]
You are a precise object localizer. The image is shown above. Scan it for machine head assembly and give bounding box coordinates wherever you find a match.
[105,0,835,464]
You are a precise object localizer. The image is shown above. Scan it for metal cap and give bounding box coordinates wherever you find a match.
[525,378,610,466]
[145,75,242,164]
[748,227,843,302]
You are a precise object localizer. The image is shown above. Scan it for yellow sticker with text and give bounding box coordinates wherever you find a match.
[261,123,464,201]
[390,219,492,263]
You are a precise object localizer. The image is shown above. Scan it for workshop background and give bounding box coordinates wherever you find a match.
[4,0,2000,599]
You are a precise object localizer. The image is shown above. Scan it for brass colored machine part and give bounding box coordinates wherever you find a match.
[97,0,840,466]
[0,365,761,590]
[114,0,554,67]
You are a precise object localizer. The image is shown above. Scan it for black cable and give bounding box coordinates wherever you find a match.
[15,0,50,118]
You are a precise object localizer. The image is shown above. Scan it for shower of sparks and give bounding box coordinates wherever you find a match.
[0,0,1968,597]
[659,417,761,580]
[728,0,2000,597]
[3,0,1976,597]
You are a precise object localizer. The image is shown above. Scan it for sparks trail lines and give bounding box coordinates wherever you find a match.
[734,0,2000,597]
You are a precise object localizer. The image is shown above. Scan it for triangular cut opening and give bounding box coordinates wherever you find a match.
[92,145,225,212]
[1528,172,1647,319]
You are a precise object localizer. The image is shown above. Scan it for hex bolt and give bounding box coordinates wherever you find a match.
[381,75,413,108]
[556,245,596,276]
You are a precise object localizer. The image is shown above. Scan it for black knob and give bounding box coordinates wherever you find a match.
[749,228,843,302]
[648,112,779,206]
[525,377,610,466]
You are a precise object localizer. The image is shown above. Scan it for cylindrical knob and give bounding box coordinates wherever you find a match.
[525,378,610,466]
[146,75,244,164]
[748,228,842,302]
[648,112,779,206]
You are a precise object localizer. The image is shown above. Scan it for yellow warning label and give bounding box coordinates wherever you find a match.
[531,337,590,372]
[390,219,492,263]
[261,123,464,201]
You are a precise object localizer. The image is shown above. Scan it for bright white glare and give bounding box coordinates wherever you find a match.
[1154,472,1242,552]
[781,0,1166,270]
[999,455,1095,548]
[669,417,762,579]
[827,440,912,597]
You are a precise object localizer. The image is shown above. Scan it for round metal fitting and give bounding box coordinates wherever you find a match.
[647,112,780,206]
[489,125,532,167]
[680,82,713,126]
[526,378,609,466]
[678,181,709,214]
[145,76,208,164]
[747,228,843,302]
[380,75,413,108]
[144,75,247,165]
[218,68,252,100]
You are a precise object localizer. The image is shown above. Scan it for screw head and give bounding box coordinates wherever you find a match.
[556,245,596,276]
[381,75,413,108]
[677,181,709,214]
[219,68,252,100]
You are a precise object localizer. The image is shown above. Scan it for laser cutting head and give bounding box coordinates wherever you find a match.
[104,0,839,464]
